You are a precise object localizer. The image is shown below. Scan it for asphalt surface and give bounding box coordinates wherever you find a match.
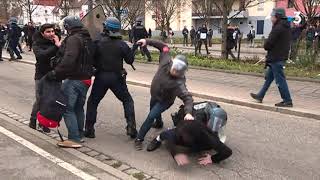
[0,61,319,180]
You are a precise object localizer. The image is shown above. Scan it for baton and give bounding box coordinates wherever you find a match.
[131,64,136,71]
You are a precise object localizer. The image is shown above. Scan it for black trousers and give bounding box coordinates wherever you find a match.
[0,43,4,59]
[196,39,209,54]
[86,72,135,129]
[183,36,188,46]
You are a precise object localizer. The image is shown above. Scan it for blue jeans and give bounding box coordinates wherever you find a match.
[62,80,89,142]
[137,98,171,140]
[257,61,292,102]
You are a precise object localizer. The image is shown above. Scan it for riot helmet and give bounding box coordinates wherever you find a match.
[63,16,83,31]
[207,106,228,143]
[103,17,121,37]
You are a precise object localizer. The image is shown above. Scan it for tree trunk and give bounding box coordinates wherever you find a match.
[221,2,228,59]
[28,0,32,22]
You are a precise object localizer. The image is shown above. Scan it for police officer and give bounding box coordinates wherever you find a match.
[131,17,152,62]
[7,17,22,60]
[85,17,138,139]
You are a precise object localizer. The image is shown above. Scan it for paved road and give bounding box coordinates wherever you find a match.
[0,61,319,180]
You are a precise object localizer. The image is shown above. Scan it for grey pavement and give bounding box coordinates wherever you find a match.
[0,61,319,180]
[3,50,320,119]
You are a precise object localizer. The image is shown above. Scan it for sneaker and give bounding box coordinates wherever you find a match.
[57,140,82,148]
[147,138,162,152]
[84,129,96,138]
[250,93,263,103]
[16,56,22,60]
[152,120,163,129]
[29,119,37,129]
[126,126,137,139]
[275,101,293,107]
[134,139,143,151]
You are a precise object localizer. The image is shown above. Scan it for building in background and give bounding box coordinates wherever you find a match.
[145,0,276,38]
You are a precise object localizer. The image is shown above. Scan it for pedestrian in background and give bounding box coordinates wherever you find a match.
[233,26,241,51]
[182,26,189,46]
[248,25,255,47]
[0,23,7,61]
[226,24,236,60]
[168,28,174,45]
[132,17,152,62]
[190,26,196,46]
[305,24,315,54]
[250,8,293,107]
[289,22,303,61]
[196,24,210,55]
[148,28,152,38]
[7,17,22,60]
[207,28,213,47]
[27,22,36,51]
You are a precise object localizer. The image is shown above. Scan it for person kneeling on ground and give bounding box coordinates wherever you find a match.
[134,39,194,150]
[147,102,232,166]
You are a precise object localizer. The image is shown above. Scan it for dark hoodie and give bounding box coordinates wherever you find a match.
[32,31,58,80]
[264,19,291,62]
[53,28,93,80]
[146,39,193,114]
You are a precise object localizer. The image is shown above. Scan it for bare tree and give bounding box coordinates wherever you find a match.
[291,0,320,24]
[98,0,130,27]
[146,0,187,34]
[56,0,76,19]
[126,0,145,28]
[192,0,218,26]
[212,0,271,58]
[0,0,21,22]
[17,0,40,22]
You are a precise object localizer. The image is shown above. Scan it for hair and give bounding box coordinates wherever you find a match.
[40,24,55,33]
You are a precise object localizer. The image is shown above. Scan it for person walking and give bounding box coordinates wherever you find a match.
[250,8,293,107]
[248,25,255,47]
[226,24,236,60]
[132,17,152,62]
[7,17,22,60]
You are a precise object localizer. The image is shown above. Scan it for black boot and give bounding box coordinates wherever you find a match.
[152,120,163,129]
[29,118,37,129]
[147,138,162,152]
[126,119,137,139]
[250,93,263,103]
[275,101,293,107]
[84,128,96,138]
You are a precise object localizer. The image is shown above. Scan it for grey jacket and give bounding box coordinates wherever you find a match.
[147,39,193,114]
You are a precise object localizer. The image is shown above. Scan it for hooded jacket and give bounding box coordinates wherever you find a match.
[264,19,291,62]
[32,31,58,80]
[146,39,193,114]
[53,28,93,80]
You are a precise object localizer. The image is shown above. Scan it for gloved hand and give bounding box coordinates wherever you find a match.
[45,70,57,81]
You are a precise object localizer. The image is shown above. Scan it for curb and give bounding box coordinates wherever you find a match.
[7,58,320,120]
[0,107,158,180]
[135,61,320,84]
[127,80,320,121]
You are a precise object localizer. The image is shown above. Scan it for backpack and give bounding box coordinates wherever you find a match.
[37,78,67,129]
[74,35,95,79]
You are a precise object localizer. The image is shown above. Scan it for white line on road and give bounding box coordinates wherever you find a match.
[0,125,98,180]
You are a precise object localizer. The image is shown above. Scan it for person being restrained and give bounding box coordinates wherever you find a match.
[147,101,232,166]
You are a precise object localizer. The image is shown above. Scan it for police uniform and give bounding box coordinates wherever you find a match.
[132,21,152,61]
[85,18,138,138]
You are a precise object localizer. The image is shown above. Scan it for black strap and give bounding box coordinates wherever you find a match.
[57,127,64,142]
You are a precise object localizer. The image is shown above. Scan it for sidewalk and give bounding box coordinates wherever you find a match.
[3,50,320,120]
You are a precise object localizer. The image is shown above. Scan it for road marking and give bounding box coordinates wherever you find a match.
[0,126,98,180]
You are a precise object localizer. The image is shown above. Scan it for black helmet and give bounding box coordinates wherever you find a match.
[63,16,83,30]
[9,17,18,24]
[103,17,121,37]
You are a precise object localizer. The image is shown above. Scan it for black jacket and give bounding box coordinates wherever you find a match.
[53,28,93,80]
[182,28,189,36]
[166,120,232,164]
[32,32,58,80]
[190,29,196,38]
[227,28,235,50]
[132,25,148,42]
[94,33,136,73]
[8,24,21,42]
[0,26,6,44]
[147,39,193,114]
[264,19,291,62]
